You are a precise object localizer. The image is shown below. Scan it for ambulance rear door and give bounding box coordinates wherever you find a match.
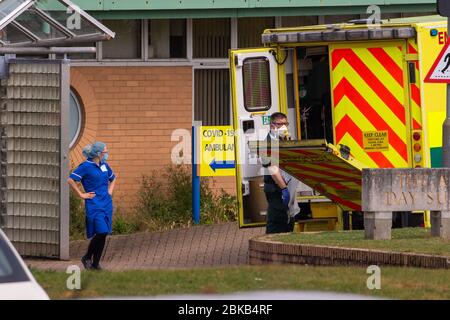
[329,41,412,169]
[230,48,285,228]
[249,139,364,212]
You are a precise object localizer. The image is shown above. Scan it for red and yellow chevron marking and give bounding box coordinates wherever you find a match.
[331,42,409,169]
[407,39,423,131]
[278,148,362,211]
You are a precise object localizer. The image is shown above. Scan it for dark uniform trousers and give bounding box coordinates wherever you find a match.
[261,133,293,234]
[264,182,294,234]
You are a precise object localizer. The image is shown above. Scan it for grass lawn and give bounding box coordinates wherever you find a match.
[273,228,450,257]
[32,265,450,300]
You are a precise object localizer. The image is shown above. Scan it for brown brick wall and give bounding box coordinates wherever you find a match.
[249,238,450,269]
[70,66,236,213]
[210,176,237,196]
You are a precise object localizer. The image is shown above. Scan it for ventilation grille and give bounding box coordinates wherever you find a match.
[194,69,230,126]
[0,60,61,258]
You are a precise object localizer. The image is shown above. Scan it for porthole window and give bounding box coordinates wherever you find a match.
[69,90,83,148]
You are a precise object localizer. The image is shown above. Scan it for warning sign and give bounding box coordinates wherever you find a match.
[425,40,450,83]
[363,131,389,152]
[200,126,236,177]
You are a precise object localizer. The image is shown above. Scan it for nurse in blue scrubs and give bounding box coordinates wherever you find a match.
[67,142,116,270]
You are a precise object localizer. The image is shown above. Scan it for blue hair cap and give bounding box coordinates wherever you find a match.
[82,141,106,159]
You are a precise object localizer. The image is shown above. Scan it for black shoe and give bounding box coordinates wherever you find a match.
[294,213,312,221]
[91,264,103,271]
[81,256,92,270]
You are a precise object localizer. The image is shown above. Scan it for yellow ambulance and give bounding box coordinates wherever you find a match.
[229,15,448,231]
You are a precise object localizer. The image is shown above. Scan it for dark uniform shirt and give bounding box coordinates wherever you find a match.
[261,133,281,190]
[260,133,292,233]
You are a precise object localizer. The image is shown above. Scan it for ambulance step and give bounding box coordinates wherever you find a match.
[294,218,338,233]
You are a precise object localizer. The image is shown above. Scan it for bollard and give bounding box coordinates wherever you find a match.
[431,211,450,239]
[364,211,392,240]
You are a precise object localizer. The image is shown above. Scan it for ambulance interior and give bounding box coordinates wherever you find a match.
[295,46,333,143]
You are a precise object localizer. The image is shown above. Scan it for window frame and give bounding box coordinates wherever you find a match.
[99,19,145,61]
[69,88,84,149]
[146,18,188,60]
[192,17,231,59]
[242,56,272,112]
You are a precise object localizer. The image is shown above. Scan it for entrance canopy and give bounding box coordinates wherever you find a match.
[0,0,115,48]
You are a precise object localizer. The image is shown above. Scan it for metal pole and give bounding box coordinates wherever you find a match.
[443,18,450,167]
[0,47,97,54]
[59,60,70,260]
[192,126,200,224]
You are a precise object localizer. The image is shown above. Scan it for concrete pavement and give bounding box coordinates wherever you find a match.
[26,222,265,271]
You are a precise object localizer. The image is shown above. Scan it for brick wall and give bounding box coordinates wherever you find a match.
[70,66,236,213]
[249,238,450,269]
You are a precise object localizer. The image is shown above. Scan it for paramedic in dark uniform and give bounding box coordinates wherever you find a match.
[261,112,294,234]
[67,142,116,270]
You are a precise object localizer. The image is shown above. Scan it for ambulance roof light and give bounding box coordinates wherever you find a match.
[323,30,346,41]
[304,31,323,42]
[369,28,394,39]
[261,27,415,45]
[346,29,370,40]
[394,27,416,38]
[261,33,274,44]
[348,18,380,25]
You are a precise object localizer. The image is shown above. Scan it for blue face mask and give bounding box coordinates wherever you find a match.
[102,152,109,162]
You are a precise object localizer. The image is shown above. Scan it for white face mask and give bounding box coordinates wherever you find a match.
[271,125,289,140]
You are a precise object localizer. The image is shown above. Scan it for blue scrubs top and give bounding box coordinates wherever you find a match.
[70,159,116,239]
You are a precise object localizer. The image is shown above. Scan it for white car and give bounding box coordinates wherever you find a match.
[0,229,49,300]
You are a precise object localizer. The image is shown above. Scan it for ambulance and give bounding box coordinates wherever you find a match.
[229,15,448,231]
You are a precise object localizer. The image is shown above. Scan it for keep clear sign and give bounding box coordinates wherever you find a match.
[363,131,389,152]
[200,126,236,177]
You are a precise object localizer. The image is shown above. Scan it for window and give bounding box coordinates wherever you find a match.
[69,89,83,148]
[238,17,275,48]
[102,20,142,59]
[0,234,29,284]
[0,24,30,44]
[242,57,271,112]
[148,19,186,59]
[402,12,437,18]
[324,15,360,24]
[381,13,402,20]
[359,12,402,21]
[193,18,230,58]
[194,69,230,126]
[281,16,319,28]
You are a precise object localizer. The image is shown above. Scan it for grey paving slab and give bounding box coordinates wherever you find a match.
[26,222,265,271]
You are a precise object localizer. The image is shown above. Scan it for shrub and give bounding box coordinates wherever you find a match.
[70,190,140,238]
[70,164,238,238]
[134,164,237,232]
[69,190,85,240]
[112,207,140,235]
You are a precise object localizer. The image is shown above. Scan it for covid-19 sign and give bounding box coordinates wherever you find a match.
[199,126,236,177]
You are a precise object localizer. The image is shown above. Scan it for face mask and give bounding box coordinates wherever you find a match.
[272,125,289,140]
[102,152,109,162]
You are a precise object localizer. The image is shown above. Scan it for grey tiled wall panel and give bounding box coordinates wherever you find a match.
[0,60,63,258]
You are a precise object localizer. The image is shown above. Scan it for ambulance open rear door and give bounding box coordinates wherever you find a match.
[249,139,365,213]
[230,48,286,228]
